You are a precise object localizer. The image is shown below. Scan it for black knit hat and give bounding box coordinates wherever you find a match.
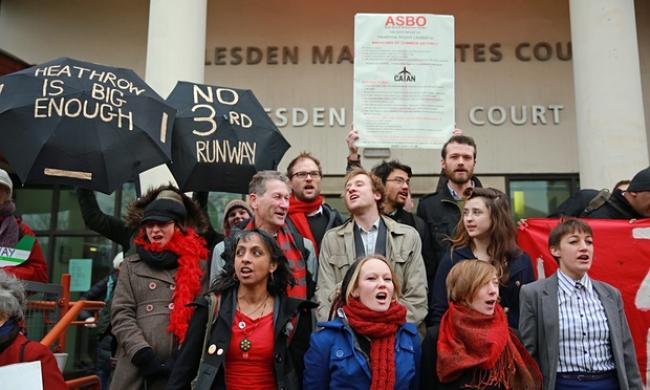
[627,167,650,192]
[141,190,187,224]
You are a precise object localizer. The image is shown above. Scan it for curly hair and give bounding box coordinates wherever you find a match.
[210,229,295,296]
[450,187,520,284]
[0,270,26,320]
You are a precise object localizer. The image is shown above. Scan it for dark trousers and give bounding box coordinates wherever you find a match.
[555,374,619,390]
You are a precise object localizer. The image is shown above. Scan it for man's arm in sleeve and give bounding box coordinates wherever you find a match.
[315,234,338,322]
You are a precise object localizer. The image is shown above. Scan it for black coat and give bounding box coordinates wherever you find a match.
[77,188,132,250]
[416,177,483,272]
[428,246,534,329]
[387,208,437,292]
[550,188,642,219]
[584,189,642,219]
[420,326,505,390]
[166,288,316,390]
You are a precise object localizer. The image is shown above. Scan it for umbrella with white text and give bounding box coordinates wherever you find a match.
[0,57,175,194]
[167,81,290,193]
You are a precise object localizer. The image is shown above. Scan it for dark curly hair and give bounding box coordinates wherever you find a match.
[210,229,295,296]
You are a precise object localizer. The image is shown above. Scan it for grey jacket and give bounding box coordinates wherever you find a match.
[110,254,179,390]
[519,273,643,390]
[315,215,428,326]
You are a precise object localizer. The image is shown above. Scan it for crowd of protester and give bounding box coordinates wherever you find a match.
[1,130,649,390]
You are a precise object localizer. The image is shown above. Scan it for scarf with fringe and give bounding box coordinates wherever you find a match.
[342,297,407,390]
[436,303,542,389]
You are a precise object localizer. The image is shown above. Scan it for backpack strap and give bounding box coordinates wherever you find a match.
[191,293,221,389]
[19,339,31,362]
[582,189,611,216]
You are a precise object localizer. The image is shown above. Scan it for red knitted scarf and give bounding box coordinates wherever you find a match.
[436,303,542,390]
[134,228,207,344]
[342,297,407,390]
[244,219,306,299]
[288,194,323,255]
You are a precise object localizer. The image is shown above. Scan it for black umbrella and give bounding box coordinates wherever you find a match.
[0,57,175,194]
[167,81,290,193]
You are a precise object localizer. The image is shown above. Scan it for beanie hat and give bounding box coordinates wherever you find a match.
[222,199,252,230]
[141,190,187,224]
[627,167,650,192]
[0,169,13,199]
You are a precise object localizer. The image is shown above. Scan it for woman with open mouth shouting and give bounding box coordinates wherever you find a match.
[428,187,534,329]
[420,260,542,389]
[304,255,420,390]
[111,188,209,390]
[167,229,316,390]
[519,218,642,390]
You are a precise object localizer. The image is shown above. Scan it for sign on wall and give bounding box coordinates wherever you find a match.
[353,13,455,149]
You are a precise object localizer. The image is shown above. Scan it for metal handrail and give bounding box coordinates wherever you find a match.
[65,374,101,390]
[31,274,105,389]
[40,299,105,348]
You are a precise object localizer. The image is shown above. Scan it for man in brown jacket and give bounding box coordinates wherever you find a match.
[315,168,428,327]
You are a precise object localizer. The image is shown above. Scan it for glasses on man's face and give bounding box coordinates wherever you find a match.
[385,177,410,186]
[291,171,321,179]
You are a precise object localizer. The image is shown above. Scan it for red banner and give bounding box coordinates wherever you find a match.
[518,218,650,383]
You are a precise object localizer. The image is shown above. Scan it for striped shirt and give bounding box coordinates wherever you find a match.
[557,270,616,373]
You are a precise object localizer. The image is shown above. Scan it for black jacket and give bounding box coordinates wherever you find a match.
[420,325,505,390]
[387,208,437,291]
[166,288,316,390]
[548,189,600,217]
[77,188,132,250]
[587,189,642,218]
[416,177,483,267]
[550,188,642,219]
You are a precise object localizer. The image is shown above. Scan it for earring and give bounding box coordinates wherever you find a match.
[269,272,275,282]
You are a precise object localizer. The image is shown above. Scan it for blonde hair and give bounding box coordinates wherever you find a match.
[329,255,400,318]
[446,260,498,306]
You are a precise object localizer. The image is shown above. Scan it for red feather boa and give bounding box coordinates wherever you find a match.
[134,228,207,343]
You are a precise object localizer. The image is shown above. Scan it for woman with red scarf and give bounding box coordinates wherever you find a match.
[110,188,208,390]
[304,255,420,390]
[420,260,541,390]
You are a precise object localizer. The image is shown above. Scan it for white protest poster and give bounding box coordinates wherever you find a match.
[353,14,455,149]
[0,361,43,390]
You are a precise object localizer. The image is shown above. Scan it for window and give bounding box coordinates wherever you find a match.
[507,175,579,220]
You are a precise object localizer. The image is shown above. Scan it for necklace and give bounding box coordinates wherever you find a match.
[236,294,269,359]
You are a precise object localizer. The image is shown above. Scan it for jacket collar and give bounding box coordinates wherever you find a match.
[335,215,410,237]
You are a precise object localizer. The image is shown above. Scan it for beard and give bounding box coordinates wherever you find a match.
[445,167,473,185]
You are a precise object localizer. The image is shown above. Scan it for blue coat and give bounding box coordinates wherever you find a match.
[428,245,534,329]
[304,315,420,390]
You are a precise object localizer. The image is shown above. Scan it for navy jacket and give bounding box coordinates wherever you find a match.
[428,246,534,329]
[304,313,420,390]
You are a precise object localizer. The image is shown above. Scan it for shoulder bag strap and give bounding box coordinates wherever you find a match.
[191,292,221,389]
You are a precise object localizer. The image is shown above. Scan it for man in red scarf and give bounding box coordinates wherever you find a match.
[209,171,317,300]
[286,152,343,257]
